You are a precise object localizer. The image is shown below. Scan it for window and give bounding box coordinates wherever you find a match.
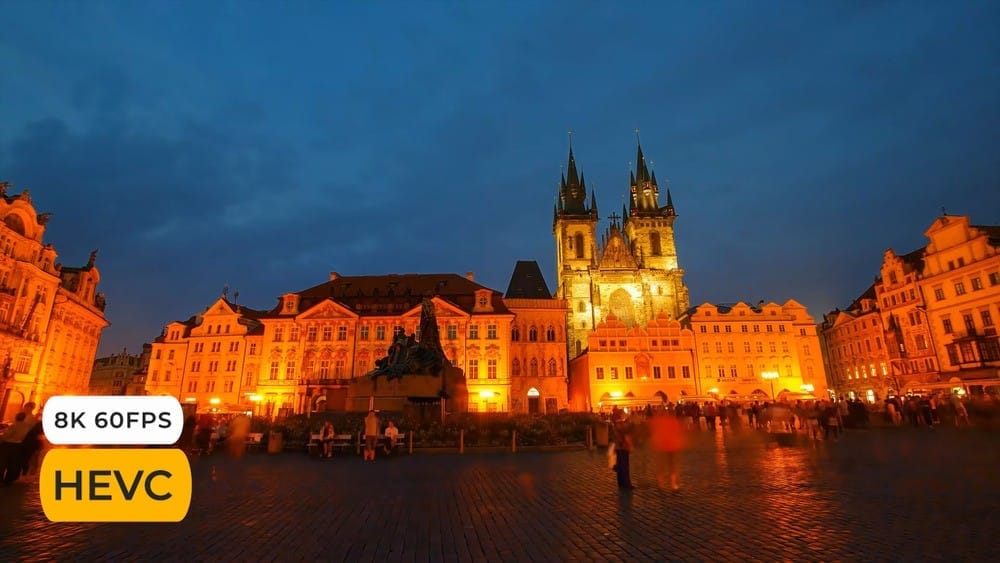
[469,324,479,339]
[289,326,299,341]
[982,310,994,327]
[249,343,257,355]
[730,365,738,377]
[487,324,497,339]
[487,359,497,379]
[359,326,369,341]
[286,361,296,380]
[273,327,284,342]
[511,326,519,341]
[747,364,754,377]
[224,380,234,393]
[649,232,662,255]
[990,272,1000,286]
[954,282,967,296]
[211,342,221,353]
[702,342,709,353]
[546,326,556,341]
[766,325,773,333]
[682,366,690,379]
[963,313,975,332]
[717,366,725,378]
[942,318,953,334]
[512,359,521,376]
[741,324,748,333]
[713,325,720,333]
[155,350,161,360]
[191,361,200,373]
[530,358,539,377]
[308,326,318,341]
[447,324,457,340]
[229,342,239,352]
[744,342,751,353]
[934,287,945,301]
[804,344,810,356]
[334,359,345,377]
[323,326,333,341]
[725,325,732,333]
[596,367,605,380]
[971,278,983,291]
[208,361,218,372]
[468,359,478,379]
[376,326,386,341]
[167,350,175,361]
[756,342,764,353]
[769,342,777,353]
[753,325,760,333]
[548,359,557,377]
[653,366,661,379]
[337,326,348,341]
[187,381,197,392]
[625,367,633,379]
[800,328,807,336]
[269,362,279,380]
[528,327,538,341]
[781,342,789,353]
[915,334,927,350]
[727,342,734,353]
[610,367,618,379]
[779,325,786,333]
[318,360,330,378]
[700,326,707,333]
[715,342,723,353]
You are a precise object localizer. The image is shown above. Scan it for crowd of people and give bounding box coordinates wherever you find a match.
[0,402,44,485]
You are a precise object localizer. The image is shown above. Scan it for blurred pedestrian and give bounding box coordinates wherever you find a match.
[648,408,684,491]
[364,410,380,462]
[611,408,634,490]
[227,414,251,458]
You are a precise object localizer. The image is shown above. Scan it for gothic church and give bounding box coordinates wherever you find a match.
[553,142,690,358]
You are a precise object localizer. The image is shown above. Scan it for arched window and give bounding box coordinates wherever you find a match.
[547,358,557,377]
[546,326,556,341]
[530,358,539,377]
[511,326,520,342]
[574,233,584,259]
[511,358,521,376]
[650,232,662,256]
[528,326,538,342]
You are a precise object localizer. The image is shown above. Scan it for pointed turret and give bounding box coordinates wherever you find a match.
[590,191,598,216]
[635,143,651,184]
[665,188,675,216]
[556,145,589,215]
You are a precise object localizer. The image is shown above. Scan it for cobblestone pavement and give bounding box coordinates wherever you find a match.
[1,427,998,561]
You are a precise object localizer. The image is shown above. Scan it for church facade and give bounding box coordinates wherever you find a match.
[553,143,690,359]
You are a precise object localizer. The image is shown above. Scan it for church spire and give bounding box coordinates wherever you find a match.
[556,141,588,216]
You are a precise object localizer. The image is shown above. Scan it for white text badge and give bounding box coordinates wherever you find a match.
[43,396,184,445]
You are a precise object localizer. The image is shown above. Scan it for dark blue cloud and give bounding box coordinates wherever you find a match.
[0,1,998,354]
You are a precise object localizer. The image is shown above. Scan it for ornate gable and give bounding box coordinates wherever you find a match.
[297,298,358,320]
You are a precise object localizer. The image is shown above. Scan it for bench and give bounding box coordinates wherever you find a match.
[306,433,323,457]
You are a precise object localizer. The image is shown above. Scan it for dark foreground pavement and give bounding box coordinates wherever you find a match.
[1,427,998,561]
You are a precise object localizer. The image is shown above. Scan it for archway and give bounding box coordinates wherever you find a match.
[654,390,667,403]
[527,387,540,414]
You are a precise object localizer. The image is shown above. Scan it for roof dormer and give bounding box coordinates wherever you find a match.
[281,293,300,315]
[473,289,494,313]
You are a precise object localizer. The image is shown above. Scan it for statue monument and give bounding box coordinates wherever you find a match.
[368,299,446,380]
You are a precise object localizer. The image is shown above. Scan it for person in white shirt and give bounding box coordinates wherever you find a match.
[363,410,379,461]
[383,420,400,454]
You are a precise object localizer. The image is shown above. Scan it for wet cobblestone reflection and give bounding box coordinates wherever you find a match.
[1,428,997,561]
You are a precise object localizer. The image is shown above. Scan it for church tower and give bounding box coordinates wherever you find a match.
[553,145,598,356]
[553,135,691,359]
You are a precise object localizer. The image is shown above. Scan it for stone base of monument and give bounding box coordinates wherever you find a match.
[346,365,467,418]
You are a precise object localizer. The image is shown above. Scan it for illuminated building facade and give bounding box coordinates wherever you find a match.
[568,312,697,412]
[821,214,1000,399]
[553,143,690,359]
[919,215,1000,386]
[0,183,109,420]
[820,288,894,401]
[145,268,570,415]
[686,301,827,401]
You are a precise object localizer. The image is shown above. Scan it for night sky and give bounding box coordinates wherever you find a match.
[2,2,998,357]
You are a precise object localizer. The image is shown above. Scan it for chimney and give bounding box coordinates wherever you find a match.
[466,272,474,281]
[330,272,340,281]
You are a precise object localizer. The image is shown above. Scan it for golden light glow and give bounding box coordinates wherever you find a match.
[249,394,263,402]
[708,387,719,394]
[761,371,779,381]
[801,384,815,392]
[209,397,221,405]
[184,397,196,403]
[610,391,623,398]
[479,390,494,399]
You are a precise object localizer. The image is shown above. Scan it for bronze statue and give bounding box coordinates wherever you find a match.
[368,298,447,381]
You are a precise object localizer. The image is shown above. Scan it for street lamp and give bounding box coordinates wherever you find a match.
[761,371,779,400]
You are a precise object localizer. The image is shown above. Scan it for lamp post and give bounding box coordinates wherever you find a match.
[761,370,779,400]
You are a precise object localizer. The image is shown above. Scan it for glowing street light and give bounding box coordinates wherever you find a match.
[761,371,779,400]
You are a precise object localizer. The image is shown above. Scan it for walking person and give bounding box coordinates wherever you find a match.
[648,408,684,491]
[611,408,634,490]
[363,410,380,462]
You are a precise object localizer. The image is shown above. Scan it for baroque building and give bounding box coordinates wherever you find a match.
[820,213,1000,400]
[144,267,569,415]
[685,301,827,401]
[0,182,109,420]
[553,143,690,359]
[89,345,149,396]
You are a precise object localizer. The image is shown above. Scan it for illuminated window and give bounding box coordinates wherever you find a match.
[270,362,279,380]
[609,366,617,379]
[954,282,966,296]
[468,359,479,379]
[487,359,497,379]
